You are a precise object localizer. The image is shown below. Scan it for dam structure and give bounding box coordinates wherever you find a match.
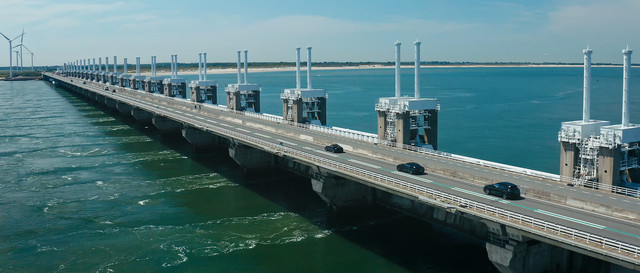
[47,45,640,273]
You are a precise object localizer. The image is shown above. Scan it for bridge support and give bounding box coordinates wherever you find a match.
[598,146,622,187]
[116,101,132,115]
[131,107,153,123]
[152,115,181,133]
[228,141,275,174]
[105,97,116,109]
[485,240,634,273]
[559,141,579,181]
[311,173,374,212]
[182,126,221,147]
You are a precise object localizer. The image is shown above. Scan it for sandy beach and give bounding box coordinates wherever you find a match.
[137,63,597,76]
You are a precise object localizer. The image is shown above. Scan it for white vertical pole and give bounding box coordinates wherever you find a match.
[244,50,248,84]
[203,53,207,81]
[296,47,301,89]
[151,56,156,77]
[198,53,202,81]
[113,56,117,73]
[414,40,421,98]
[99,57,102,72]
[622,47,632,127]
[8,40,12,77]
[136,57,140,76]
[237,50,241,84]
[395,41,401,98]
[307,46,312,89]
[124,58,128,74]
[582,47,592,123]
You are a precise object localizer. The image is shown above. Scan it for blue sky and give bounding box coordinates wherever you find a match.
[1,0,639,66]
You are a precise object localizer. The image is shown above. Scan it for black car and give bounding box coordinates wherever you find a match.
[324,144,344,153]
[483,182,521,199]
[396,162,425,174]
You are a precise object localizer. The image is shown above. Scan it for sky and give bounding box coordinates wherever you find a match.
[1,0,639,66]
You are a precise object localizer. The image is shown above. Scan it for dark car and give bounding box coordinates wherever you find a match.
[396,162,425,175]
[483,182,521,199]
[324,144,344,153]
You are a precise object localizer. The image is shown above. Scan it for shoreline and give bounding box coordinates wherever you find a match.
[137,63,609,76]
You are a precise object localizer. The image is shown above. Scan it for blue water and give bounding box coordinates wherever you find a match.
[1,66,639,272]
[190,66,640,173]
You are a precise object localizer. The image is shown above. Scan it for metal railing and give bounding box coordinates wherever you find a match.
[563,176,640,199]
[394,142,561,181]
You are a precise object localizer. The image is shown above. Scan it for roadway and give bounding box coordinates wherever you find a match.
[50,74,640,248]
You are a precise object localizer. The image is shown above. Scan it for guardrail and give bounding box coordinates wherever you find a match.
[393,142,561,181]
[563,176,640,199]
[51,73,640,263]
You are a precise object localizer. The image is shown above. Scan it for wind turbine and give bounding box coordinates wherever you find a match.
[0,31,25,78]
[19,29,25,73]
[22,44,34,71]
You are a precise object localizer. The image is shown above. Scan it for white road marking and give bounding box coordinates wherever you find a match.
[236,128,251,133]
[349,159,382,169]
[392,171,434,184]
[453,187,503,202]
[535,210,606,229]
[253,133,272,139]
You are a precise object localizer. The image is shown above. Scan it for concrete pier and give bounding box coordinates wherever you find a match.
[152,115,181,133]
[131,107,153,123]
[182,126,221,147]
[228,141,274,173]
[116,101,132,115]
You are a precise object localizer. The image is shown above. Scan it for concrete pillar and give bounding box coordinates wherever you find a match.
[486,240,626,273]
[191,86,203,103]
[293,99,303,123]
[105,97,116,109]
[318,97,327,125]
[377,111,387,141]
[395,112,410,146]
[164,84,174,97]
[207,86,217,104]
[152,115,181,133]
[115,101,132,115]
[598,146,621,187]
[282,99,289,121]
[425,109,438,150]
[486,241,569,273]
[182,126,220,147]
[283,98,304,123]
[144,80,151,92]
[178,83,187,98]
[226,91,242,111]
[131,107,152,123]
[311,174,374,212]
[228,141,274,173]
[560,141,579,181]
[253,91,261,112]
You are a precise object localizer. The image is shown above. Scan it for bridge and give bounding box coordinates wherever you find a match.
[44,51,640,273]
